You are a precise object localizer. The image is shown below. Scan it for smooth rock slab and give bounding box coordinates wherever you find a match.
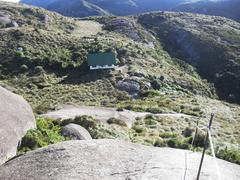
[42,105,149,128]
[0,139,239,180]
[0,86,36,165]
[61,123,92,140]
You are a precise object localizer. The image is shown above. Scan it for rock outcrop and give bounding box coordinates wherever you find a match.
[61,123,92,140]
[42,105,149,128]
[0,140,239,180]
[0,86,36,165]
[117,80,140,98]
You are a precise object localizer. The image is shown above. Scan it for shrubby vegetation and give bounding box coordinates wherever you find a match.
[216,148,240,165]
[18,115,240,165]
[18,118,67,153]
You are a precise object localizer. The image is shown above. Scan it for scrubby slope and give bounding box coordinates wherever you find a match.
[1,2,240,164]
[46,0,110,17]
[138,12,240,103]
[0,2,213,111]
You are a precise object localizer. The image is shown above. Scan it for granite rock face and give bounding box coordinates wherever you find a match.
[61,123,92,140]
[0,139,239,180]
[0,86,36,165]
[117,80,140,97]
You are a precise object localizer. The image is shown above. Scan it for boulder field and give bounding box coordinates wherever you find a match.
[0,139,239,180]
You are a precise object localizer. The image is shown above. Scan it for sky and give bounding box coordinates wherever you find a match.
[1,0,20,2]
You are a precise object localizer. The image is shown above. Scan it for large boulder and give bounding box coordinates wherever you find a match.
[0,11,11,26]
[117,80,140,98]
[0,11,18,28]
[0,86,36,165]
[0,139,239,180]
[61,123,92,140]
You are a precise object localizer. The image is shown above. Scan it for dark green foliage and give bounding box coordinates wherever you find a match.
[192,132,207,148]
[107,118,127,127]
[62,115,97,129]
[138,12,240,103]
[132,125,146,133]
[182,127,194,137]
[154,138,166,147]
[216,147,240,165]
[151,79,161,90]
[18,118,66,153]
[167,138,190,149]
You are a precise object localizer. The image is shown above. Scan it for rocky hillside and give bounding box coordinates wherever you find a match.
[46,0,110,18]
[138,12,240,103]
[0,1,240,167]
[20,0,240,21]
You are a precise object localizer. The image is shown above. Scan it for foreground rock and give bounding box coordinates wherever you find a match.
[0,86,36,165]
[0,140,239,180]
[61,123,92,140]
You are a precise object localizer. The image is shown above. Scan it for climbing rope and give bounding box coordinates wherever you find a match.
[208,129,222,180]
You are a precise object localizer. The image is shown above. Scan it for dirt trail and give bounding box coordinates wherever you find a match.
[42,105,191,128]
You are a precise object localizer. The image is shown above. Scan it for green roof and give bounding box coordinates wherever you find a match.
[87,52,116,66]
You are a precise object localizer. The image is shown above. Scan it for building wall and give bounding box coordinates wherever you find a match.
[90,64,115,70]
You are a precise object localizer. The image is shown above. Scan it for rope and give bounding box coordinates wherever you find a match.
[182,151,188,180]
[207,129,222,180]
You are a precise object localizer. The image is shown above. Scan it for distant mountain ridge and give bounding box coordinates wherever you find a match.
[174,0,240,22]
[20,0,239,21]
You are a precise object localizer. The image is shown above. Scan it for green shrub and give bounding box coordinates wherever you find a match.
[18,118,66,153]
[182,127,194,137]
[154,138,166,147]
[63,115,97,129]
[159,132,178,138]
[20,64,28,72]
[107,118,127,127]
[35,66,44,74]
[191,132,206,148]
[151,79,161,90]
[132,125,146,134]
[167,138,190,149]
[88,124,121,139]
[216,148,240,165]
[144,118,158,126]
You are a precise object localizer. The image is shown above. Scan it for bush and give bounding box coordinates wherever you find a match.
[151,79,161,90]
[73,116,97,129]
[20,64,28,72]
[159,132,178,138]
[182,127,194,137]
[35,66,44,74]
[116,107,124,111]
[192,132,206,148]
[18,118,66,153]
[154,138,166,147]
[167,138,190,149]
[107,118,127,126]
[132,125,146,133]
[144,118,157,126]
[216,148,240,165]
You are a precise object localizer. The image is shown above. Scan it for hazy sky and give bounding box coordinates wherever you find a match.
[1,0,20,2]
